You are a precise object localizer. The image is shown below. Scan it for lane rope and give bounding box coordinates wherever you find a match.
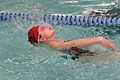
[0,12,120,26]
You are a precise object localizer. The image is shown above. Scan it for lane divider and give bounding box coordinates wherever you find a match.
[0,12,120,26]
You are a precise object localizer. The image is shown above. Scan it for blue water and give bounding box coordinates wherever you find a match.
[0,0,120,80]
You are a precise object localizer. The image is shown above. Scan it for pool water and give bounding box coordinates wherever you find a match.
[0,0,120,80]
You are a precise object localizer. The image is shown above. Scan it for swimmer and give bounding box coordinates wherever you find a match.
[28,26,116,60]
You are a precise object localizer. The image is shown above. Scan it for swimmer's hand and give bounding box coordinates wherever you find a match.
[98,36,116,51]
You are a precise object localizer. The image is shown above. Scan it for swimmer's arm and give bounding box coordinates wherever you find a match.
[48,37,101,49]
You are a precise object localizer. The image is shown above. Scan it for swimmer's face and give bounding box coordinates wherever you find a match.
[38,26,55,41]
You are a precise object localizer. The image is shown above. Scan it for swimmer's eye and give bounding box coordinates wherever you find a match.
[39,26,52,32]
[40,27,45,31]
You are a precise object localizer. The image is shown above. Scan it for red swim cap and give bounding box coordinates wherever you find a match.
[28,26,40,44]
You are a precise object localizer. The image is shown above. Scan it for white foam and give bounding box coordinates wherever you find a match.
[88,44,109,53]
[96,2,116,7]
[59,0,78,4]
